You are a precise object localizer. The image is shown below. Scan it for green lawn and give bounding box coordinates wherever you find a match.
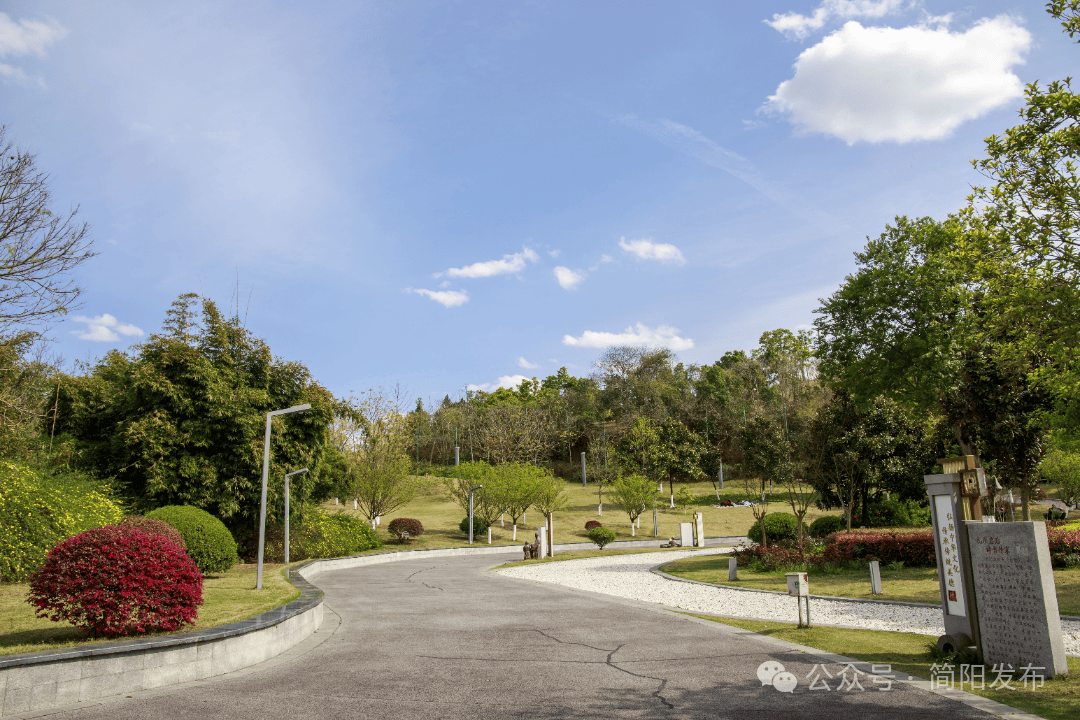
[661,555,1080,616]
[0,562,300,657]
[689,615,1080,720]
[323,474,834,549]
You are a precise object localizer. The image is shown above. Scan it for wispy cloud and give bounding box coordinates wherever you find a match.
[467,374,531,392]
[0,13,68,56]
[553,266,586,290]
[71,314,144,342]
[406,287,469,308]
[765,0,907,41]
[436,248,539,279]
[589,254,613,272]
[618,237,685,265]
[563,323,694,351]
[615,115,825,222]
[517,356,539,369]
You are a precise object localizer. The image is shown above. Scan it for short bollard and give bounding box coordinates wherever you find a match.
[728,557,738,581]
[869,560,883,595]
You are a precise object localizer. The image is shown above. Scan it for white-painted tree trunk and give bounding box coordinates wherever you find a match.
[487,527,492,544]
[598,504,603,516]
[512,524,517,540]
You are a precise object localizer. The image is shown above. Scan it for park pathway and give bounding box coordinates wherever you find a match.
[37,552,1003,719]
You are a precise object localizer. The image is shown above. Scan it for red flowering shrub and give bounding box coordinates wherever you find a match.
[27,526,203,637]
[387,517,424,543]
[1048,527,1080,567]
[118,515,186,551]
[584,520,603,530]
[820,529,936,567]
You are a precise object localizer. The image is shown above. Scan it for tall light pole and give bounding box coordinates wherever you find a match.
[283,468,308,564]
[257,403,311,589]
[468,485,483,545]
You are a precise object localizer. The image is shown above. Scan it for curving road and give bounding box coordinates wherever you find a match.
[40,551,1002,719]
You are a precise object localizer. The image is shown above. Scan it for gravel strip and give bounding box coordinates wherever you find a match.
[497,549,1080,656]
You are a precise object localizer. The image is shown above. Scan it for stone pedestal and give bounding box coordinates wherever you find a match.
[966,521,1068,677]
[679,522,693,548]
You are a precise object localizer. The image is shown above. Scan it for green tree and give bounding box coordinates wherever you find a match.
[54,295,337,541]
[609,473,654,536]
[341,390,423,527]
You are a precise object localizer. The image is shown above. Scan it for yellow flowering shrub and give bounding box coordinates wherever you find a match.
[0,460,123,582]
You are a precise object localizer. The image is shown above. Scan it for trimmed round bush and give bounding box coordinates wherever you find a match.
[809,515,847,538]
[296,510,382,558]
[747,512,807,546]
[584,520,603,530]
[0,461,123,582]
[587,526,616,549]
[118,515,186,551]
[388,517,424,543]
[459,515,490,536]
[146,506,238,575]
[27,526,203,637]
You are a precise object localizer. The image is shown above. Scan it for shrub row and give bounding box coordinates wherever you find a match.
[297,510,382,559]
[0,461,124,582]
[820,530,936,567]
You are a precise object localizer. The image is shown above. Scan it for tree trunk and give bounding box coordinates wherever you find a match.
[1021,484,1030,521]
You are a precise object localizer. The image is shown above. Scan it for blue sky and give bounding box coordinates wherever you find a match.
[1,0,1074,405]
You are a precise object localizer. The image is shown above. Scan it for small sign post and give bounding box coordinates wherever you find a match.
[786,572,810,627]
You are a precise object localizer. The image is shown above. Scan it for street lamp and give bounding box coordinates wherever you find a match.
[283,468,308,564]
[257,403,311,589]
[468,485,483,545]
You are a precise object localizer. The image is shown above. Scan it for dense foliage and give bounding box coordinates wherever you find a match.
[808,515,846,539]
[294,509,382,559]
[117,515,186,550]
[747,512,807,547]
[586,526,615,549]
[53,295,338,539]
[146,505,238,575]
[27,526,203,637]
[0,460,123,582]
[584,520,603,530]
[459,515,490,537]
[387,517,424,542]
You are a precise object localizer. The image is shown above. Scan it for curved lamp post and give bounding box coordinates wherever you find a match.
[283,468,308,564]
[257,403,311,589]
[468,485,483,545]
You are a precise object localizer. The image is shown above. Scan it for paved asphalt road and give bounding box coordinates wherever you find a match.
[48,551,998,719]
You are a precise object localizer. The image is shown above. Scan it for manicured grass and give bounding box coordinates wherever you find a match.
[661,556,1080,616]
[323,474,833,550]
[688,615,1080,720]
[492,545,701,569]
[0,563,299,657]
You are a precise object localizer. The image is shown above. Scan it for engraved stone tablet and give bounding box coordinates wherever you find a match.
[966,521,1068,677]
[679,522,694,548]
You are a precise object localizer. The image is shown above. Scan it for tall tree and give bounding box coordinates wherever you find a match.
[54,295,337,540]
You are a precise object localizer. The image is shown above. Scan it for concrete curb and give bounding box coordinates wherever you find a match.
[0,567,324,716]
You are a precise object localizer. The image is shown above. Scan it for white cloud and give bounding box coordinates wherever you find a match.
[588,254,613,272]
[548,248,562,258]
[436,247,539,279]
[406,287,469,308]
[553,266,586,290]
[563,323,694,351]
[0,63,28,83]
[71,314,144,342]
[618,237,686,265]
[466,374,531,392]
[763,17,1030,144]
[0,13,68,57]
[517,356,539,369]
[765,0,907,41]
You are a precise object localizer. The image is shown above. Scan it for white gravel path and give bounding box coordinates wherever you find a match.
[496,548,1080,656]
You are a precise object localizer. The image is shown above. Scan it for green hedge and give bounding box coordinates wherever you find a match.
[809,515,846,538]
[0,461,123,582]
[296,510,382,558]
[747,512,808,546]
[147,505,239,575]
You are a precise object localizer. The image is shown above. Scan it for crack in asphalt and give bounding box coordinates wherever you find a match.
[532,629,674,709]
[403,565,444,590]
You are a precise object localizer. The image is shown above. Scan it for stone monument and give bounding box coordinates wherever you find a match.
[679,522,694,548]
[966,521,1068,677]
